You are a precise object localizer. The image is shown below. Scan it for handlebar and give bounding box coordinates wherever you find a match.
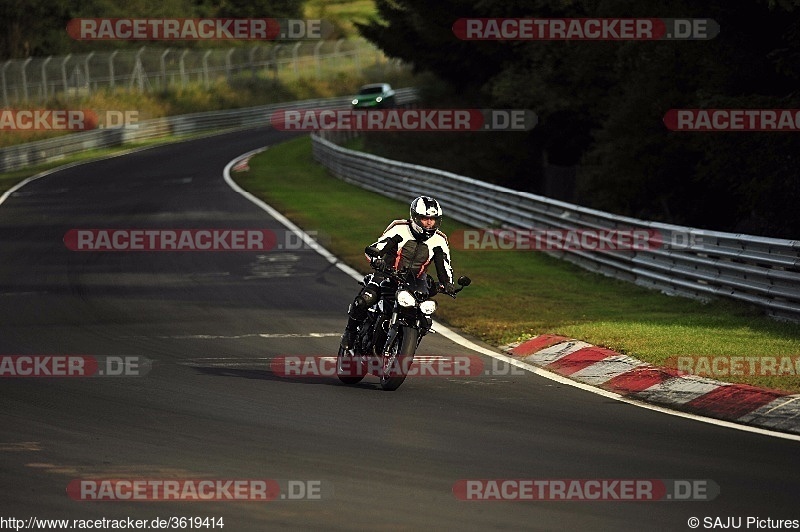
[368,261,470,299]
[444,285,466,299]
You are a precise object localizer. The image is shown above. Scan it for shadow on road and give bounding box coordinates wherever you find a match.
[190,364,382,390]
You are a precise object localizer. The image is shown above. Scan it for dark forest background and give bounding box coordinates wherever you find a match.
[357,0,800,238]
[1,0,799,237]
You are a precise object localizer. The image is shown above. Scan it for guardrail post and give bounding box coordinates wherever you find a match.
[40,56,52,101]
[160,48,170,90]
[292,42,302,77]
[60,54,71,98]
[20,57,32,102]
[130,46,146,92]
[249,45,260,78]
[2,60,12,107]
[270,45,281,80]
[314,40,324,79]
[179,49,188,88]
[84,52,94,95]
[334,38,344,69]
[225,48,234,81]
[202,50,212,88]
[108,50,119,89]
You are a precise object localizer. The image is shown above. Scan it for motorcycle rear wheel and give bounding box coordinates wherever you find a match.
[337,344,366,385]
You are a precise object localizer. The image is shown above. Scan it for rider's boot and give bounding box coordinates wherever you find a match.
[341,289,377,350]
[340,317,360,350]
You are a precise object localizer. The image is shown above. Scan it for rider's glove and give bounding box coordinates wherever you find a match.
[440,282,457,295]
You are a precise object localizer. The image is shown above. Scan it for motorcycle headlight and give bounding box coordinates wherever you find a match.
[419,300,437,315]
[396,290,416,307]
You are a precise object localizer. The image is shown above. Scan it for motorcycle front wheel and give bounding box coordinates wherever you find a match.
[379,326,418,391]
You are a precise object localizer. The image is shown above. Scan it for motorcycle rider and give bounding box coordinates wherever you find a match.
[341,196,457,350]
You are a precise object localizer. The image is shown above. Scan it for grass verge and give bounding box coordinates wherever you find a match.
[234,135,800,393]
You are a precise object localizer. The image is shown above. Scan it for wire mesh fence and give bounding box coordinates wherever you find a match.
[0,40,402,106]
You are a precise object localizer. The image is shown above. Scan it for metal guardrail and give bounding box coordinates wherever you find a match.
[311,134,800,321]
[0,88,418,173]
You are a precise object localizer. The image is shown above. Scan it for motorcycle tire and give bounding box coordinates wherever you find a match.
[379,326,418,391]
[337,344,366,385]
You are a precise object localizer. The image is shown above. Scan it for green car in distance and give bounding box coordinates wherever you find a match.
[351,83,397,109]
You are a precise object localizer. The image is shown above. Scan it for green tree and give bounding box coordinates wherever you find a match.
[215,0,303,18]
[0,0,71,58]
[359,0,800,237]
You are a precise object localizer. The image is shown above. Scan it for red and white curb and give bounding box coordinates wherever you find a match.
[231,148,266,173]
[503,335,800,436]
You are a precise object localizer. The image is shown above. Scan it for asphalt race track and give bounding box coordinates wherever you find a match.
[0,127,798,531]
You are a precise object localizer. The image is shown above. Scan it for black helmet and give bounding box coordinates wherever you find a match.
[409,196,443,240]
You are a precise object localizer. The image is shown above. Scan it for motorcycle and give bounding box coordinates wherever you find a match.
[337,245,471,391]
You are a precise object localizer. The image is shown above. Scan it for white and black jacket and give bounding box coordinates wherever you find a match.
[367,219,454,286]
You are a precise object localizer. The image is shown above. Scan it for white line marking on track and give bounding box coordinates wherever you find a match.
[123,332,341,340]
[221,147,800,443]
